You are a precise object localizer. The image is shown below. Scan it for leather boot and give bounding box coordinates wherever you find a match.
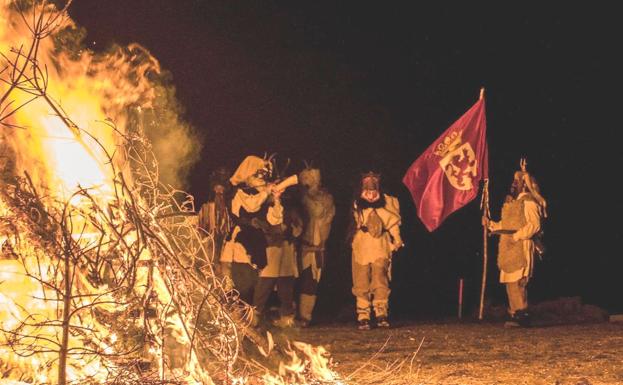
[515,309,531,327]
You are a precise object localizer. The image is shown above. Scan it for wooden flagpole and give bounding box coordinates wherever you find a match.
[479,178,490,320]
[478,87,488,320]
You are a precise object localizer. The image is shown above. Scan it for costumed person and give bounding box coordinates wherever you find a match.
[486,158,545,327]
[220,155,284,304]
[197,167,233,262]
[253,189,303,328]
[349,171,403,330]
[297,166,335,327]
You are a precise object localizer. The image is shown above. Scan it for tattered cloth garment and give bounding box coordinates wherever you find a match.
[364,209,384,238]
[300,187,335,280]
[498,197,531,273]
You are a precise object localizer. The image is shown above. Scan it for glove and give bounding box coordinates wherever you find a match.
[391,242,404,252]
[488,221,501,232]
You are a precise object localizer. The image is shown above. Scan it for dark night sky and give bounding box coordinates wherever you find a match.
[68,1,621,318]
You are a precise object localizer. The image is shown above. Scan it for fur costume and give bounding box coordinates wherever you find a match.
[253,197,303,326]
[220,155,283,303]
[489,168,544,320]
[198,167,232,260]
[297,167,335,325]
[497,195,536,273]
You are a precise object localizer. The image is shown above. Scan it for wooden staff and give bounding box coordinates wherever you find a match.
[458,278,464,320]
[479,178,490,320]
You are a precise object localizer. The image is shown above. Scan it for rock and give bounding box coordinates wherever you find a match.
[580,304,609,323]
[609,314,623,322]
[531,297,608,326]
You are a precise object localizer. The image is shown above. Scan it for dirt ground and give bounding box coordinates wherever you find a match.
[285,319,623,385]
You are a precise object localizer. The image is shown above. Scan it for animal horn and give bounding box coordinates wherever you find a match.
[283,158,291,175]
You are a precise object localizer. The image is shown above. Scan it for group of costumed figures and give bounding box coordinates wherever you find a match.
[199,155,546,330]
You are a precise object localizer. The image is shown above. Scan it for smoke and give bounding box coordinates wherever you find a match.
[54,36,204,190]
[1,0,202,192]
[132,69,203,190]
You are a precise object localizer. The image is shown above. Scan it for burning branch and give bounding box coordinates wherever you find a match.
[0,2,355,385]
[0,0,71,129]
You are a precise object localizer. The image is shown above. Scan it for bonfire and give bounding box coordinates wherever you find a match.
[0,1,340,384]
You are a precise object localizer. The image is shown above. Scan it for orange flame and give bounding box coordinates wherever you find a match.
[0,1,207,383]
[1,2,341,384]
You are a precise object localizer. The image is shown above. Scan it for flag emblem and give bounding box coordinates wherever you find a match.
[436,130,478,191]
[402,97,487,231]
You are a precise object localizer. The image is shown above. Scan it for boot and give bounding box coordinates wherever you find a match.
[272,314,295,328]
[503,312,521,328]
[357,319,371,331]
[251,309,261,328]
[376,316,390,328]
[515,309,531,327]
[356,300,372,330]
[298,294,317,326]
[373,304,389,327]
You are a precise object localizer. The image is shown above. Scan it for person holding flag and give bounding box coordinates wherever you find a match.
[485,159,545,327]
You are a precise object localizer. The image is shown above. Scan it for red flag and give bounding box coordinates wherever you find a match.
[402,97,488,232]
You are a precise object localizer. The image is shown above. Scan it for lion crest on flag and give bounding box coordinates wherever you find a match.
[403,96,487,232]
[435,130,478,191]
